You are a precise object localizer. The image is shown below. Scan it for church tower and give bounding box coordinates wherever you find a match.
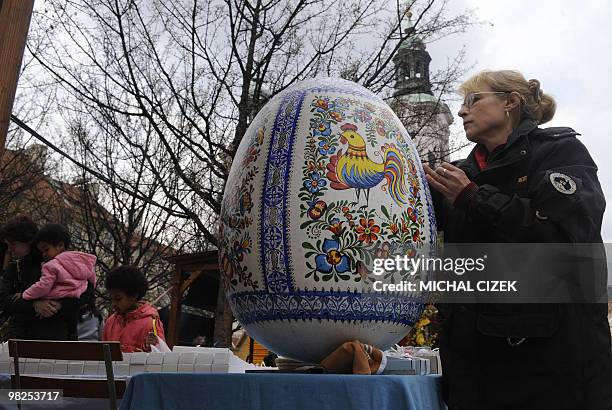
[390,9,453,167]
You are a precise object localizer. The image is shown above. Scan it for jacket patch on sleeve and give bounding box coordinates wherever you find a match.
[549,172,576,194]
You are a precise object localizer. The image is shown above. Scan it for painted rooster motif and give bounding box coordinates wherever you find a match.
[326,123,408,206]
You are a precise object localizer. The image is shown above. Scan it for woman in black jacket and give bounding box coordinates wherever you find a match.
[423,70,612,410]
[0,216,77,340]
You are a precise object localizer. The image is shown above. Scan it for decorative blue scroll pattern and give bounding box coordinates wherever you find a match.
[255,81,430,325]
[230,290,424,325]
[260,89,305,293]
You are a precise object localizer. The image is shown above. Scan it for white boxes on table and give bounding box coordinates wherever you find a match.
[0,343,257,376]
[380,346,442,375]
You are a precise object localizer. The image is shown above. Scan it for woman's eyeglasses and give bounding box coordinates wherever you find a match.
[461,92,509,109]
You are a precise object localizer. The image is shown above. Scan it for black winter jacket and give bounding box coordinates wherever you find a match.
[433,120,612,410]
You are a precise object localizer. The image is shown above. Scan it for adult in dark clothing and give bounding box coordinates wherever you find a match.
[0,242,9,333]
[0,216,81,340]
[423,70,612,410]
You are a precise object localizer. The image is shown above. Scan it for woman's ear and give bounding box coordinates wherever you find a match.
[505,91,521,111]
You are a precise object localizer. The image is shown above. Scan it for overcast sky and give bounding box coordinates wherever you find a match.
[426,0,612,240]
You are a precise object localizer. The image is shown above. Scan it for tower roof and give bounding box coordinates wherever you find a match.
[392,8,433,97]
[398,9,426,51]
[396,93,438,104]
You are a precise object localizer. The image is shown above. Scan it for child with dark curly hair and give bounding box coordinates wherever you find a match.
[102,265,166,352]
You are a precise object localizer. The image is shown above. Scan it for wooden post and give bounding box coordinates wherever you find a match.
[0,0,35,156]
[212,281,234,347]
[247,337,254,363]
[167,264,183,347]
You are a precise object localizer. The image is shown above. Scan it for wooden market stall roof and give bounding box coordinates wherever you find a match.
[0,0,35,155]
[166,250,220,347]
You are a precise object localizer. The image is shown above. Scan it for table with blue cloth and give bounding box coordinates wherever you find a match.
[120,373,445,410]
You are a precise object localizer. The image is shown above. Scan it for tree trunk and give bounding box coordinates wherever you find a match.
[213,283,234,347]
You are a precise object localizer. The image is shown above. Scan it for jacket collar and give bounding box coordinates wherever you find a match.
[460,119,537,177]
[489,119,538,160]
[116,302,158,324]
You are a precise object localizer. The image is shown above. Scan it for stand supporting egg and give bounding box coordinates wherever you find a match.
[219,78,436,362]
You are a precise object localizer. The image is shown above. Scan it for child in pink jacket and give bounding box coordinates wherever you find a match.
[13,224,96,339]
[19,224,97,300]
[102,265,166,352]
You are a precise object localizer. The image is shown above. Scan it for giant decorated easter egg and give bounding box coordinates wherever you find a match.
[219,78,436,362]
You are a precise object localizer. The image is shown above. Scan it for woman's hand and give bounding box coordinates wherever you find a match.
[423,162,472,204]
[33,300,61,318]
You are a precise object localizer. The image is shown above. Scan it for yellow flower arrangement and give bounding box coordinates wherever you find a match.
[404,304,439,347]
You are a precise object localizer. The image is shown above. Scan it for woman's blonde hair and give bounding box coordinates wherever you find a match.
[458,70,556,125]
